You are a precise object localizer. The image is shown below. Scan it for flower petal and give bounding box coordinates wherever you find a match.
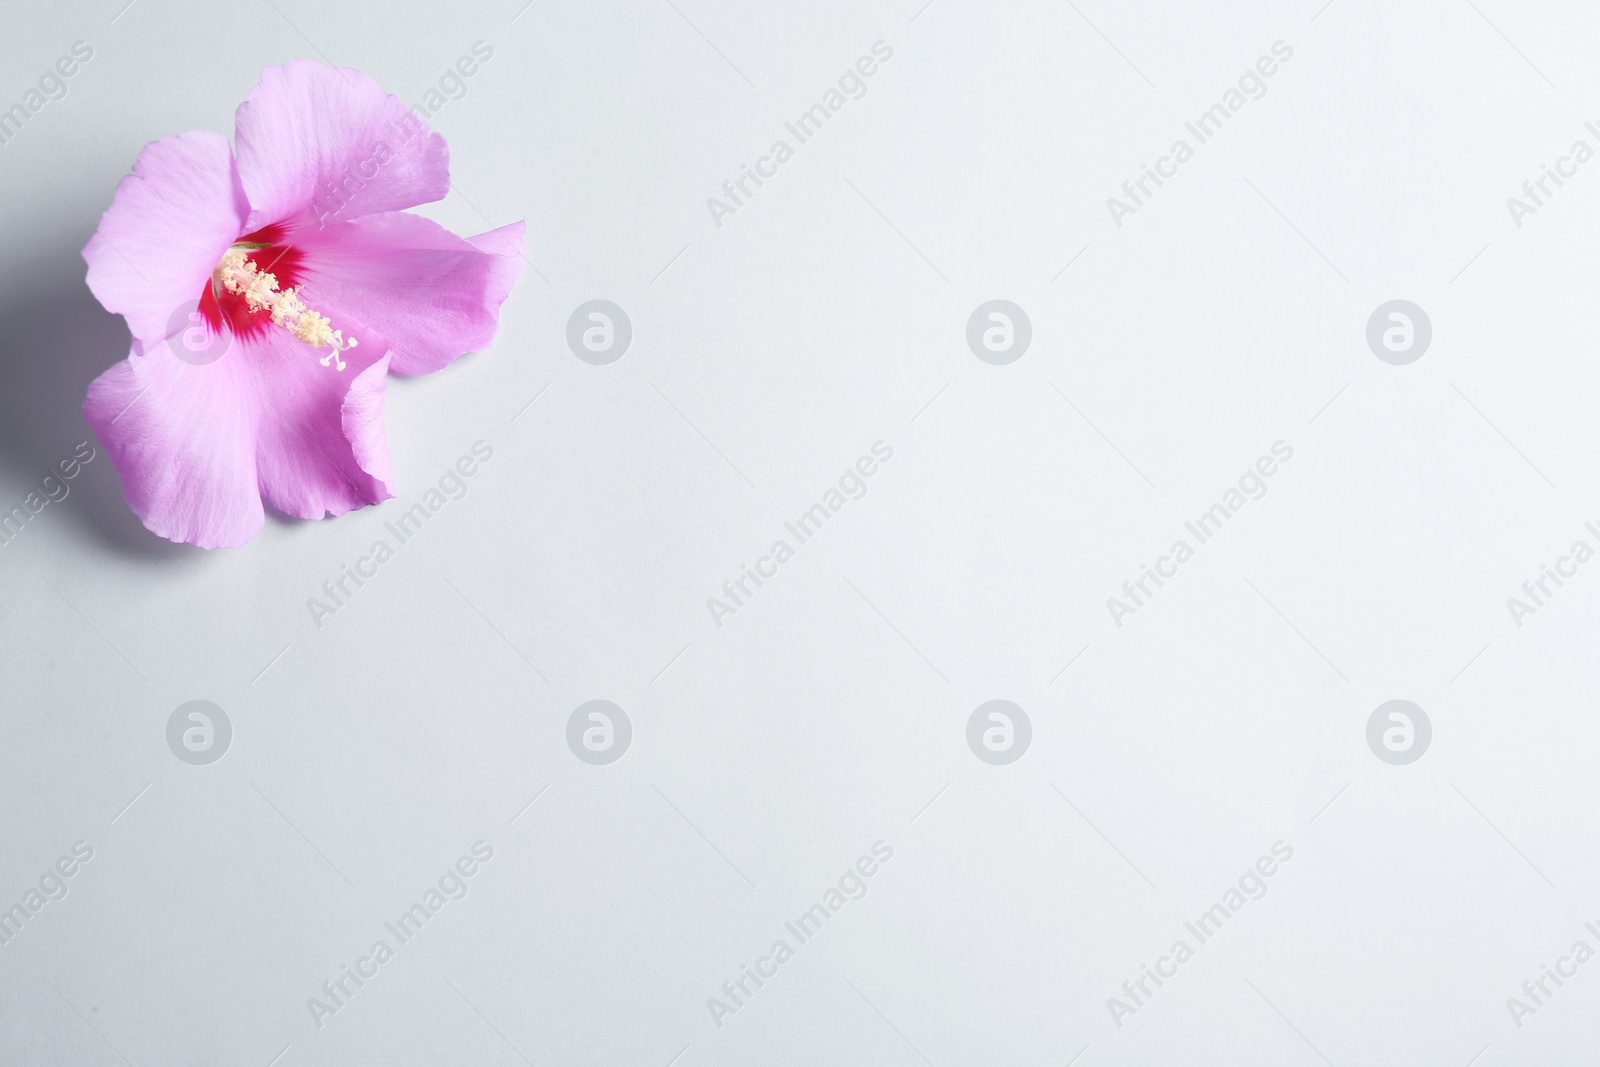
[82,131,248,348]
[246,324,395,520]
[234,61,449,231]
[342,354,394,491]
[85,316,395,547]
[293,214,524,375]
[84,347,265,549]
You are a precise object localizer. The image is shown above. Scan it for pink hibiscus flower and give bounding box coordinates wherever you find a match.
[82,60,523,548]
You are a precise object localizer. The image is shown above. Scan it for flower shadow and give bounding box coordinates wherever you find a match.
[0,232,191,561]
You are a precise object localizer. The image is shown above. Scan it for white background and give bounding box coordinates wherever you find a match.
[3,0,1600,1063]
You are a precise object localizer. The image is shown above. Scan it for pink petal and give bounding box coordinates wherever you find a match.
[84,348,266,550]
[246,324,395,520]
[85,319,396,547]
[82,131,248,348]
[293,214,524,376]
[234,61,449,232]
[342,354,394,491]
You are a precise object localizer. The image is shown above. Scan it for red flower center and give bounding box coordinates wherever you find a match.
[198,223,306,338]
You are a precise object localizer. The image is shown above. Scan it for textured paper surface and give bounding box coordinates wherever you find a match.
[2,1,1598,1063]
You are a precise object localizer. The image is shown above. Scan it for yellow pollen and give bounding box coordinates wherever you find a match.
[215,248,357,370]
